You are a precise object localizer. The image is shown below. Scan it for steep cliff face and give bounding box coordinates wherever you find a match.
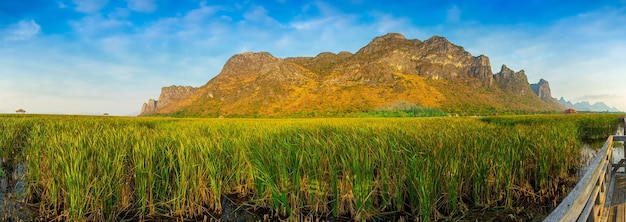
[531,79,566,110]
[157,86,196,109]
[139,85,196,115]
[140,33,561,117]
[415,36,493,82]
[494,65,531,96]
[530,79,551,99]
[337,33,494,86]
[141,99,157,114]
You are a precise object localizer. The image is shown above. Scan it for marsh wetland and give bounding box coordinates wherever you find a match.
[0,114,621,221]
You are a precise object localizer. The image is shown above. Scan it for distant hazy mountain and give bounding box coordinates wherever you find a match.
[558,97,620,112]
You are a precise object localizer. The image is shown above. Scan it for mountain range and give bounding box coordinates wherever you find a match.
[557,97,620,112]
[140,33,567,117]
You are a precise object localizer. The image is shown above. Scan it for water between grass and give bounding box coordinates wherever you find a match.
[0,162,35,221]
[3,143,621,222]
[1,123,623,221]
[0,164,265,221]
[579,126,625,179]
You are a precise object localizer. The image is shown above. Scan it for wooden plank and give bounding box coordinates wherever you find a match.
[618,202,625,222]
[616,179,623,203]
[607,174,626,222]
[602,172,616,222]
[607,205,615,222]
[544,136,614,222]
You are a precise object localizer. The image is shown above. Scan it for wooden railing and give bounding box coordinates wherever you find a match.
[544,135,626,222]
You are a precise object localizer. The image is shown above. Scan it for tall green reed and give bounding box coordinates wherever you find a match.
[1,113,618,220]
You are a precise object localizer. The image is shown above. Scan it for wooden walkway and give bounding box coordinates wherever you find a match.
[543,119,626,221]
[607,174,626,222]
[544,135,626,222]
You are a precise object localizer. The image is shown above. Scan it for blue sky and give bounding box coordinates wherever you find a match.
[1,0,626,115]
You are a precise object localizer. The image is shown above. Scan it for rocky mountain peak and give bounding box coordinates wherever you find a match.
[492,65,532,96]
[337,51,353,58]
[357,33,413,55]
[372,33,406,42]
[421,35,462,53]
[222,52,280,74]
[424,35,451,45]
[139,85,196,115]
[530,79,565,110]
[229,52,279,66]
[311,51,353,62]
[530,79,552,99]
[141,99,157,114]
[201,50,312,110]
[315,52,338,59]
[497,65,515,78]
[211,51,304,87]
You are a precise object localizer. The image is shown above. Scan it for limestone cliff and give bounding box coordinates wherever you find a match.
[139,85,197,115]
[139,33,562,117]
[494,65,531,96]
[141,99,157,114]
[156,86,196,110]
[530,79,551,99]
[531,79,566,110]
[335,33,493,85]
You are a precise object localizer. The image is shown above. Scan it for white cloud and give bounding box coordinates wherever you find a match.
[0,20,41,42]
[243,6,278,25]
[446,5,461,23]
[73,0,109,13]
[290,16,337,30]
[313,1,340,17]
[184,5,220,22]
[139,5,232,43]
[110,8,132,19]
[69,15,132,38]
[126,0,157,13]
[143,17,179,37]
[370,13,414,35]
[58,1,67,8]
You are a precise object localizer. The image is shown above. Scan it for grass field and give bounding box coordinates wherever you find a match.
[0,114,620,221]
